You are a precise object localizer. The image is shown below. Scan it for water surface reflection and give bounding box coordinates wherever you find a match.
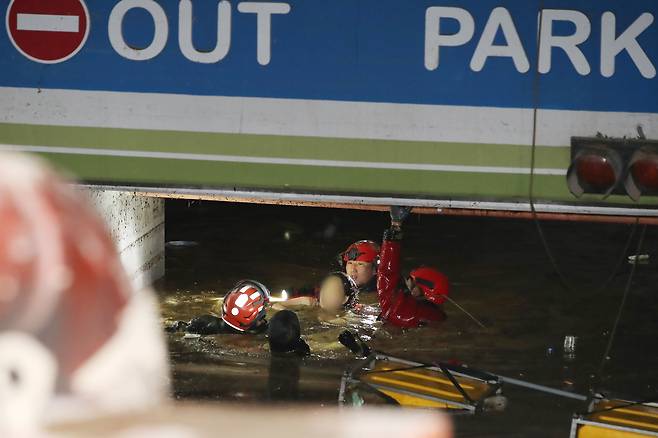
[157,201,658,436]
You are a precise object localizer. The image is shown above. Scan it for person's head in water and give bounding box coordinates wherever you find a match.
[405,267,450,304]
[268,310,310,356]
[341,240,379,288]
[221,280,270,332]
[318,272,359,312]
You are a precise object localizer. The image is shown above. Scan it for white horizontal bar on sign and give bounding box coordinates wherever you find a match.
[0,144,565,175]
[536,109,658,148]
[2,87,655,149]
[0,87,534,146]
[80,185,658,218]
[16,14,79,33]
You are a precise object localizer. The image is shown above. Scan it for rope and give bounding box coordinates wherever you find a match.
[528,4,576,295]
[444,295,487,329]
[597,223,647,379]
[527,4,639,298]
[594,218,639,295]
[360,364,432,375]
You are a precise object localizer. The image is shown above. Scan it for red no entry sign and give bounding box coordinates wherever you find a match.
[6,0,90,63]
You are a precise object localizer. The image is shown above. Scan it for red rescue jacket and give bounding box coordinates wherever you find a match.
[376,229,446,328]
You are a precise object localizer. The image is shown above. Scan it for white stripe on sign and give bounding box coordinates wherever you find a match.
[0,87,534,146]
[1,87,657,148]
[0,143,566,175]
[16,14,79,33]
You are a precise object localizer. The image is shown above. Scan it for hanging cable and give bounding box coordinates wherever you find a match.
[527,3,638,297]
[594,218,639,296]
[528,4,576,294]
[597,223,647,380]
[444,295,487,329]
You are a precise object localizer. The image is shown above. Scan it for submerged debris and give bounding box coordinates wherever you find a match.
[628,253,651,265]
[166,240,200,248]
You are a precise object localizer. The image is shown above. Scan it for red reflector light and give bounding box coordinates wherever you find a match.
[575,154,617,190]
[630,158,658,191]
[571,137,658,200]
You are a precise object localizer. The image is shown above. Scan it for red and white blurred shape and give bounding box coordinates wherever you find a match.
[567,145,623,198]
[0,153,169,434]
[624,148,658,201]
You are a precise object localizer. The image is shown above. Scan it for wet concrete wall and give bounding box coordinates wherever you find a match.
[84,188,165,290]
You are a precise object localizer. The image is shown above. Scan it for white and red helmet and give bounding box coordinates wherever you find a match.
[221,280,270,332]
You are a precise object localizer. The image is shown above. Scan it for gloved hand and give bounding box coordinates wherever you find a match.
[164,320,189,332]
[389,206,412,226]
[338,330,371,358]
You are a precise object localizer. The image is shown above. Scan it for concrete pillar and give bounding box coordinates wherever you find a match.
[84,188,165,290]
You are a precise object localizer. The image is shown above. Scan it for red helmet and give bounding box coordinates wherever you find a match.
[221,280,270,332]
[342,240,380,264]
[409,267,450,305]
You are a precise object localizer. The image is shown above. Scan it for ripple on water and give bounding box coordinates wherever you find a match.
[157,205,658,435]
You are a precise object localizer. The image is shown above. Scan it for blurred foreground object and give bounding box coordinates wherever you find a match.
[46,404,453,438]
[0,153,169,435]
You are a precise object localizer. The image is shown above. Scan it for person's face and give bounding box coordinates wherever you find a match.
[319,276,348,312]
[345,260,375,287]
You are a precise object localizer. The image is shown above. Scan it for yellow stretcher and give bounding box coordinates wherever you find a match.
[570,399,658,438]
[338,353,502,413]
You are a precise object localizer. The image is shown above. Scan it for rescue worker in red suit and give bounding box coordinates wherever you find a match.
[377,206,450,328]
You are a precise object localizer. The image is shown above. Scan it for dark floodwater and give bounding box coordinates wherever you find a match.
[155,200,658,437]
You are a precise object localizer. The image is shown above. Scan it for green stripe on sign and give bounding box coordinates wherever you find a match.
[42,153,531,197]
[1,122,656,206]
[33,152,658,206]
[0,122,570,168]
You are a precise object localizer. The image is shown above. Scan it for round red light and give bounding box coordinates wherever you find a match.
[631,158,658,191]
[575,154,617,190]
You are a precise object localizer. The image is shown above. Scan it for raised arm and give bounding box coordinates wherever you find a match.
[272,296,317,310]
[377,207,411,319]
